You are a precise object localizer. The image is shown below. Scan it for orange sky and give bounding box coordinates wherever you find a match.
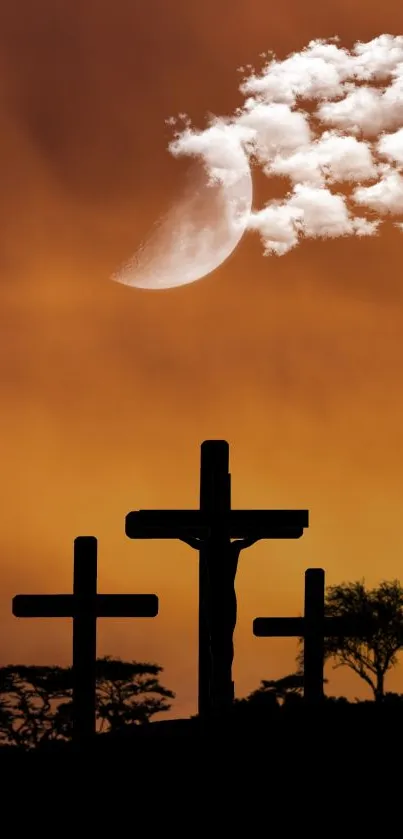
[1,0,403,718]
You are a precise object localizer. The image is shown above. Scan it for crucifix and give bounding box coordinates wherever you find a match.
[253,568,368,703]
[12,536,158,747]
[125,439,309,717]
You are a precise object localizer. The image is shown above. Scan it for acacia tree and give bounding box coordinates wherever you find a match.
[0,657,175,748]
[246,673,304,707]
[297,579,403,702]
[95,657,175,732]
[0,665,71,748]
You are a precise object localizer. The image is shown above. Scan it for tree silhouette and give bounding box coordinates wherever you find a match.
[95,656,174,732]
[246,673,304,706]
[297,579,403,702]
[0,657,175,748]
[0,664,72,748]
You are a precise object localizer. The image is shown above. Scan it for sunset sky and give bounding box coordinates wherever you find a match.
[1,0,403,719]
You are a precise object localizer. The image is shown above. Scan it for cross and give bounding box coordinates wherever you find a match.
[125,440,309,717]
[253,568,368,703]
[12,536,158,747]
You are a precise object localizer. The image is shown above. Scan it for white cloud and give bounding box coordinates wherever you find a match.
[247,202,303,255]
[238,36,403,108]
[352,34,403,80]
[352,217,381,236]
[269,132,378,185]
[239,39,357,106]
[316,87,387,136]
[378,127,403,166]
[353,168,403,213]
[237,102,312,166]
[287,185,359,238]
[168,119,255,187]
[247,185,379,255]
[382,74,403,128]
[166,34,403,258]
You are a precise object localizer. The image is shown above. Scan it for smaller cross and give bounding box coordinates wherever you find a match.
[253,568,368,704]
[12,536,158,747]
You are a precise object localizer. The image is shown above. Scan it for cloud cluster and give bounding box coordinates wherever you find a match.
[169,121,255,188]
[167,35,403,255]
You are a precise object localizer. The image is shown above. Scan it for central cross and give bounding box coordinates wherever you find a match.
[125,440,309,717]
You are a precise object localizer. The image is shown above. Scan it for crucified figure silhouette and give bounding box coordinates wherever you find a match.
[180,535,258,710]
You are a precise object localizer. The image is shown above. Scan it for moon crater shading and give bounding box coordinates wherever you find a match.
[112,153,253,290]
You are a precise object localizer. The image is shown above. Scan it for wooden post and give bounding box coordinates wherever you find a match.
[304,568,325,704]
[72,536,98,746]
[199,440,231,716]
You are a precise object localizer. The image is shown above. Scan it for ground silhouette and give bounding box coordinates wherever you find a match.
[1,697,402,773]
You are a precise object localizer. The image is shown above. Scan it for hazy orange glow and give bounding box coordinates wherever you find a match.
[1,1,403,718]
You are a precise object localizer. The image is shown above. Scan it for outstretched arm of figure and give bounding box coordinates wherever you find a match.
[230,537,259,553]
[180,536,259,552]
[180,536,203,550]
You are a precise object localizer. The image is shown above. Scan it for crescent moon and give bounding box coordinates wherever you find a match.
[111,151,253,290]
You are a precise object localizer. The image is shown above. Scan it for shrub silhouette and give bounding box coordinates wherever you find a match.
[0,657,175,748]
